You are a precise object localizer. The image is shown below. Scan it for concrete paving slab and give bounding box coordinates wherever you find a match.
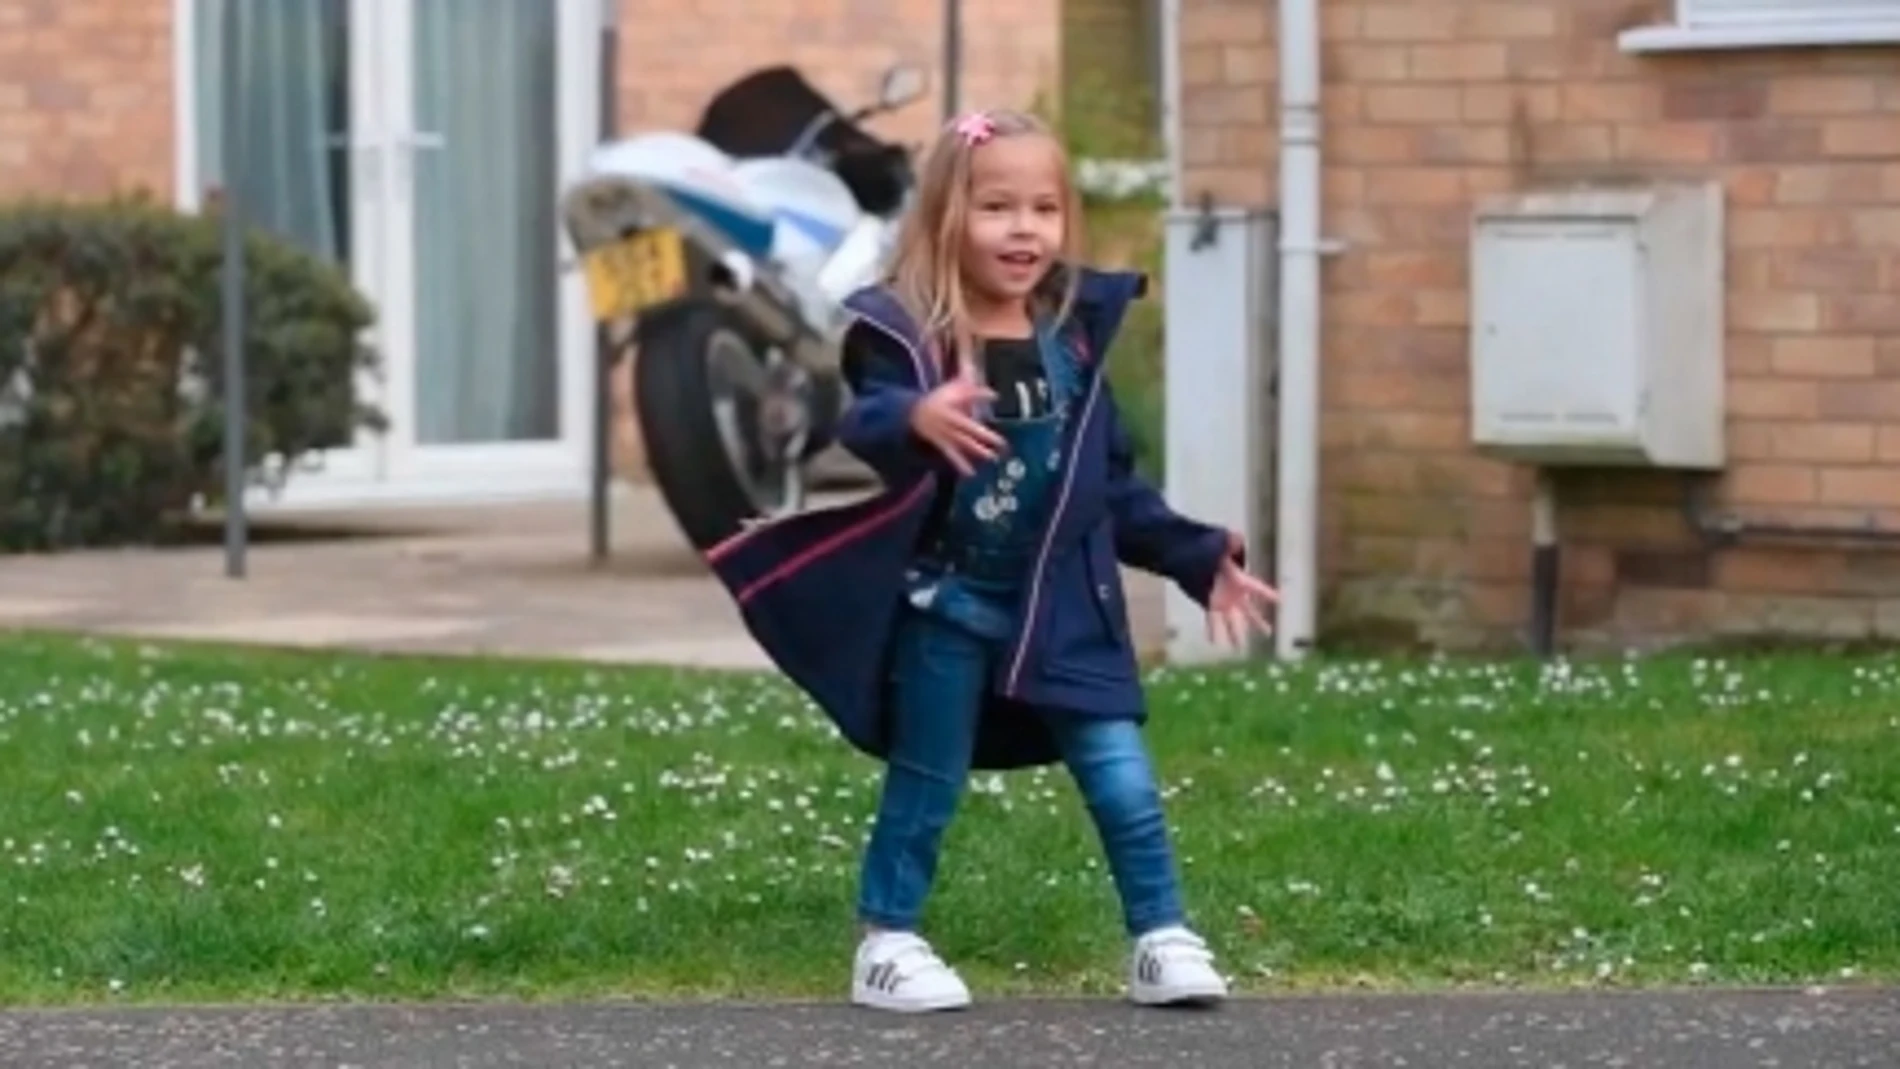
[124,613,485,647]
[0,989,1894,1069]
[0,488,1168,668]
[0,597,89,621]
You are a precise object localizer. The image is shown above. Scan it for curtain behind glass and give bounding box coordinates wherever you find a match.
[411,0,559,445]
[193,0,348,265]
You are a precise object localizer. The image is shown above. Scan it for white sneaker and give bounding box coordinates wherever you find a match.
[851,931,973,1013]
[1129,926,1229,1006]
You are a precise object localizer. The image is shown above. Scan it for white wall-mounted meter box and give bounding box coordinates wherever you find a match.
[1469,183,1725,469]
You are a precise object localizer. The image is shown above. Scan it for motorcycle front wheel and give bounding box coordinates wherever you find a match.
[633,303,837,551]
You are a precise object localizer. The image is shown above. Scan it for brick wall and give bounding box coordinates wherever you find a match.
[615,0,1061,145]
[0,0,1065,203]
[1177,1,1276,206]
[1180,0,1900,649]
[0,0,174,200]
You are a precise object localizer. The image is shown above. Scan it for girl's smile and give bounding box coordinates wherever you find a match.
[995,248,1045,288]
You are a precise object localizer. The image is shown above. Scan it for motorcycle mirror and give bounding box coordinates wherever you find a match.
[876,64,927,111]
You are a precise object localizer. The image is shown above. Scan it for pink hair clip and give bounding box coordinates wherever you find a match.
[951,111,995,146]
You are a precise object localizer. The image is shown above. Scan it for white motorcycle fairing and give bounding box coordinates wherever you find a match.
[572,131,895,341]
[585,132,778,259]
[729,156,874,334]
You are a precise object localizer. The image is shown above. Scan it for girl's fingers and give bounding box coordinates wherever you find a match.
[931,426,999,473]
[1222,563,1279,603]
[939,380,996,416]
[1210,608,1235,648]
[917,414,998,472]
[950,428,1004,460]
[946,433,999,464]
[1203,598,1270,646]
[948,414,1005,451]
[948,382,997,407]
[951,434,1002,461]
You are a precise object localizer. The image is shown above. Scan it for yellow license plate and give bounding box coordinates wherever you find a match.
[581,228,688,321]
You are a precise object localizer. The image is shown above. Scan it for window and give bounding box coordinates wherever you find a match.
[1621,0,1900,51]
[192,0,352,265]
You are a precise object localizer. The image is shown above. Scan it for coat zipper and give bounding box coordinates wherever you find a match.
[1003,367,1105,697]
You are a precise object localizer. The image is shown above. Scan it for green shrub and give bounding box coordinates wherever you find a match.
[1084,200,1166,482]
[1029,78,1170,478]
[0,198,381,552]
[1107,292,1164,482]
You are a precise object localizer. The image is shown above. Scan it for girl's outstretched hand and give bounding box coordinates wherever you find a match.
[1206,531,1278,648]
[910,375,1003,476]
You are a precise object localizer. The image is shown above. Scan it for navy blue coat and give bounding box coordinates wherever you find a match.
[706,267,1233,770]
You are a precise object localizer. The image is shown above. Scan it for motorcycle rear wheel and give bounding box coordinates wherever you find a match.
[634,303,832,551]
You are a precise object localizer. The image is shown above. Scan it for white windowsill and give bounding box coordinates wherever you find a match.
[1620,19,1900,52]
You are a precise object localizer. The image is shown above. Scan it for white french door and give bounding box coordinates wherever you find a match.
[180,0,600,508]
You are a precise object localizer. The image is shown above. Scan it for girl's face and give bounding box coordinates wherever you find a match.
[959,135,1067,310]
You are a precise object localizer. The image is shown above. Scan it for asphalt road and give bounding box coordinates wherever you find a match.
[2,989,1895,1069]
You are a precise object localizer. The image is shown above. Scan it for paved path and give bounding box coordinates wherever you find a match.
[0,487,1167,668]
[2,990,1894,1068]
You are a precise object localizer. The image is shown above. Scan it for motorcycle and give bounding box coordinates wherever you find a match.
[560,63,926,550]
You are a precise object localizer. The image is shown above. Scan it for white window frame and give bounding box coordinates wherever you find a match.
[1621,0,1900,52]
[170,0,604,510]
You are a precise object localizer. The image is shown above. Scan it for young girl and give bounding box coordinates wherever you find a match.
[705,109,1277,1014]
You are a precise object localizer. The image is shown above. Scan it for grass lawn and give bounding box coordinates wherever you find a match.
[1,634,1896,1005]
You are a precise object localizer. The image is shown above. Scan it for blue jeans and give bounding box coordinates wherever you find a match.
[858,608,1188,937]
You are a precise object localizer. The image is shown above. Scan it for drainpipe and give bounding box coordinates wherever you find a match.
[1274,0,1323,659]
[941,0,962,121]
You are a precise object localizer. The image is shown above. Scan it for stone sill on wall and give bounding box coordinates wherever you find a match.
[1619,20,1900,53]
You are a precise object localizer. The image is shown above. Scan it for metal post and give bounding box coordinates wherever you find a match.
[1529,469,1560,658]
[589,4,619,564]
[941,0,962,121]
[220,0,248,580]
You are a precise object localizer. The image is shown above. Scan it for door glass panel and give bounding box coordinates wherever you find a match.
[194,0,351,266]
[194,0,354,451]
[410,0,560,445]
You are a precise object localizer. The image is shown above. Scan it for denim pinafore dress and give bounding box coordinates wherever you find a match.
[905,320,1083,641]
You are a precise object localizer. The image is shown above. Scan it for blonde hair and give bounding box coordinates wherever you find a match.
[884,108,1086,374]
